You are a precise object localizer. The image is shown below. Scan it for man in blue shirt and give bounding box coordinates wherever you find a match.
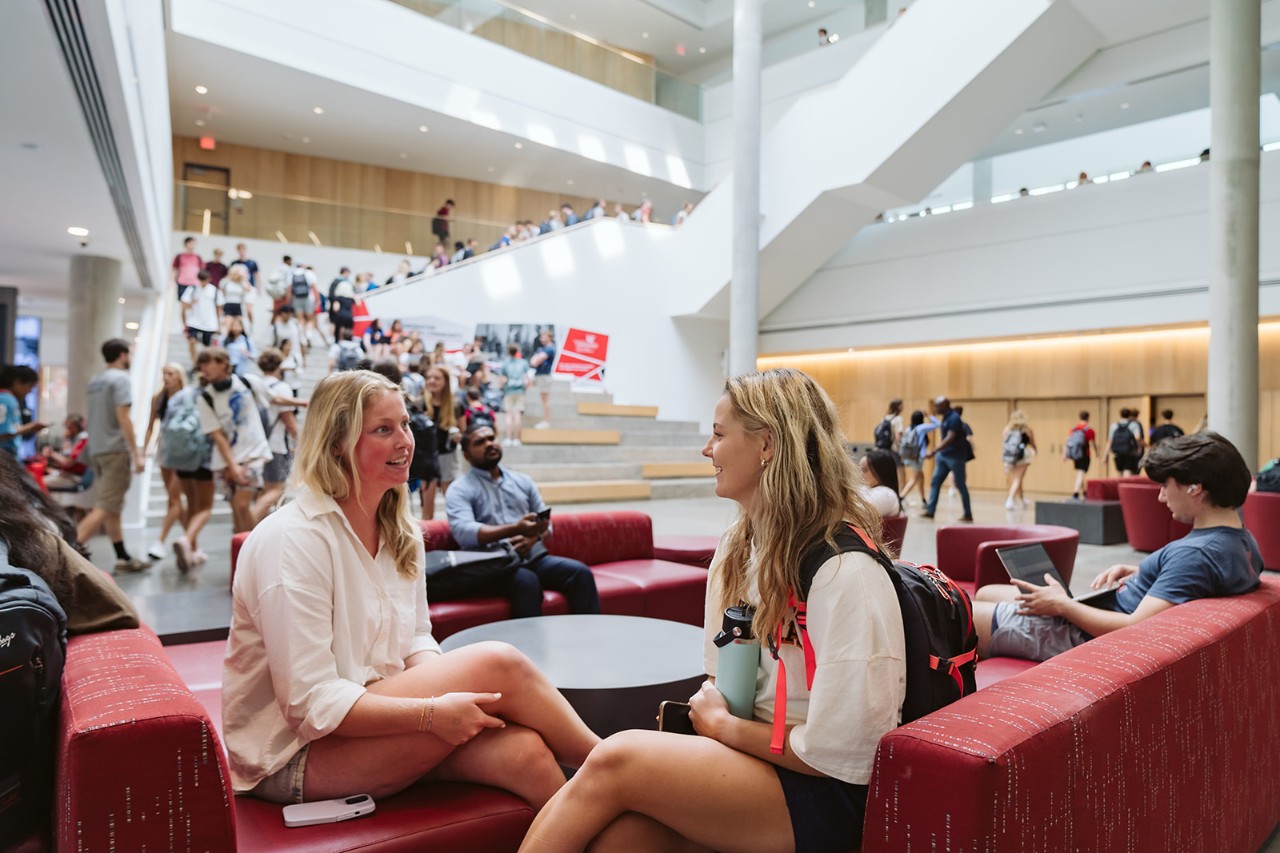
[530,329,557,429]
[445,425,599,618]
[921,396,972,522]
[973,432,1264,662]
[0,365,43,457]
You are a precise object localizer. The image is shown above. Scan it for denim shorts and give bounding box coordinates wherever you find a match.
[774,766,868,853]
[250,744,310,804]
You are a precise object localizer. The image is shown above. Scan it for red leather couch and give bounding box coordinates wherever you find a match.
[1243,490,1280,570]
[232,511,710,641]
[863,575,1280,852]
[934,523,1080,595]
[1118,480,1192,551]
[1084,475,1145,501]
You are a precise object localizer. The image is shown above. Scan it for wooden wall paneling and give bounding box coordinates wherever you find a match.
[1260,390,1278,465]
[1014,398,1102,495]
[953,400,1010,492]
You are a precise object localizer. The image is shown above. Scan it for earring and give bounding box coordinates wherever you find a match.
[760,459,768,468]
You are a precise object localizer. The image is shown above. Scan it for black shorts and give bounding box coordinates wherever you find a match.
[774,767,867,853]
[223,302,243,317]
[177,284,194,301]
[177,467,213,481]
[1113,453,1139,472]
[1073,457,1091,472]
[186,327,215,346]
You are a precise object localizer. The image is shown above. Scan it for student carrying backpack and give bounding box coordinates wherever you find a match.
[0,566,66,846]
[873,417,895,451]
[408,409,440,482]
[1001,428,1026,466]
[160,389,211,472]
[1065,426,1088,461]
[335,339,364,372]
[290,269,311,299]
[765,524,978,753]
[1110,421,1137,456]
[899,427,922,463]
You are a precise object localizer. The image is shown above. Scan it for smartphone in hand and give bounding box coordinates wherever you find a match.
[658,701,697,736]
[536,507,552,522]
[282,794,376,827]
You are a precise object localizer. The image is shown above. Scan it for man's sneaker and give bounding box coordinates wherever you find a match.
[959,515,975,523]
[146,541,168,561]
[919,511,935,519]
[173,537,193,575]
[113,557,149,574]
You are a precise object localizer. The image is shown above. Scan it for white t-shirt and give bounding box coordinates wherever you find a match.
[222,489,440,790]
[262,376,295,455]
[273,319,303,350]
[863,485,902,518]
[196,375,272,470]
[220,278,247,306]
[185,283,220,332]
[703,544,906,785]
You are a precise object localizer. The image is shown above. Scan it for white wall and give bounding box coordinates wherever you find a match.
[760,150,1280,354]
[170,0,706,190]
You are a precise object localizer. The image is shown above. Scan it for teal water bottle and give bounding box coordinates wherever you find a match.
[712,605,759,720]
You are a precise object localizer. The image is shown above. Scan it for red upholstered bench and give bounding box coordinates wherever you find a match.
[1084,475,1146,501]
[934,523,1079,595]
[1243,490,1280,570]
[652,534,719,569]
[1118,481,1192,551]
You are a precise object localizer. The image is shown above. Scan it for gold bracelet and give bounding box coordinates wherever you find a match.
[426,696,435,734]
[417,699,429,732]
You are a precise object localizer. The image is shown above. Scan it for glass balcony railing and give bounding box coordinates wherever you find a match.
[175,180,518,255]
[385,0,701,120]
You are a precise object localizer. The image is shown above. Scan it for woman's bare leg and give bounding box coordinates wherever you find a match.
[183,479,215,550]
[421,480,438,520]
[159,468,187,541]
[520,730,794,853]
[367,642,599,767]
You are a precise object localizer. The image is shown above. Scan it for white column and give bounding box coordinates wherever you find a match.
[972,159,993,205]
[67,256,123,414]
[1208,0,1261,465]
[728,0,763,377]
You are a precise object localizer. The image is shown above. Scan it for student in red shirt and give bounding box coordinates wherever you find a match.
[172,236,204,324]
[1064,410,1101,500]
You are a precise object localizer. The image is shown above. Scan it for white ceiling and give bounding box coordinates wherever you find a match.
[0,1,147,314]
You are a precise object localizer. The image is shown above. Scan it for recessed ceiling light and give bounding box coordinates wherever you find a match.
[514,142,523,149]
[1032,122,1047,133]
[569,13,576,19]
[195,119,206,127]
[399,152,408,158]
[487,166,495,172]
[567,179,574,185]
[1120,102,1131,110]
[117,297,126,305]
[1014,128,1024,135]
[699,47,706,54]
[808,1,815,7]
[301,136,310,143]
[195,85,208,94]
[642,32,649,38]
[125,322,139,330]
[419,125,429,132]
[67,226,89,237]
[313,107,324,114]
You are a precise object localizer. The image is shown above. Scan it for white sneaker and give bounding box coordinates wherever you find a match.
[534,421,550,429]
[173,537,193,575]
[1004,498,1016,510]
[146,541,167,561]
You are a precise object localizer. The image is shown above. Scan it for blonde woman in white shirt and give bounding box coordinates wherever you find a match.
[521,368,906,853]
[222,370,599,806]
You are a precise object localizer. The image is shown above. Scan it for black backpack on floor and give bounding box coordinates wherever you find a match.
[794,525,978,724]
[0,566,67,846]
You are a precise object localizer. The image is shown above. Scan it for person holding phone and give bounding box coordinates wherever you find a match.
[521,368,906,853]
[222,370,600,807]
[445,425,598,618]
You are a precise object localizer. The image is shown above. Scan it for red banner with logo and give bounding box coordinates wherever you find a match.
[554,327,609,383]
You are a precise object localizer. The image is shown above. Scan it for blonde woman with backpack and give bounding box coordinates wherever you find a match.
[1001,410,1037,510]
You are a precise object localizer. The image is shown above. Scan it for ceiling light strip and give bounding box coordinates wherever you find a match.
[42,0,154,289]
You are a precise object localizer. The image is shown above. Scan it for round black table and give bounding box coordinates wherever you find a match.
[440,615,706,738]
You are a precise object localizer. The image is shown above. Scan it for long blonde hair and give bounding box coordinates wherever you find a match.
[1006,409,1029,432]
[714,368,883,642]
[292,371,420,578]
[426,365,456,431]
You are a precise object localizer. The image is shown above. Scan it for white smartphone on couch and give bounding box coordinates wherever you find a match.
[282,794,376,827]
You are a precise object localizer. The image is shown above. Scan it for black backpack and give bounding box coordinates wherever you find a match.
[290,270,310,298]
[1256,462,1280,494]
[874,417,894,450]
[1111,422,1137,456]
[0,566,67,846]
[764,524,977,748]
[408,411,440,482]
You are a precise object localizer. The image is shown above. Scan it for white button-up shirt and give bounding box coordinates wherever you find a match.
[222,488,440,791]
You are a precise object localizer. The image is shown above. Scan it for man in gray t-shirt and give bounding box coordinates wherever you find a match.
[77,339,148,572]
